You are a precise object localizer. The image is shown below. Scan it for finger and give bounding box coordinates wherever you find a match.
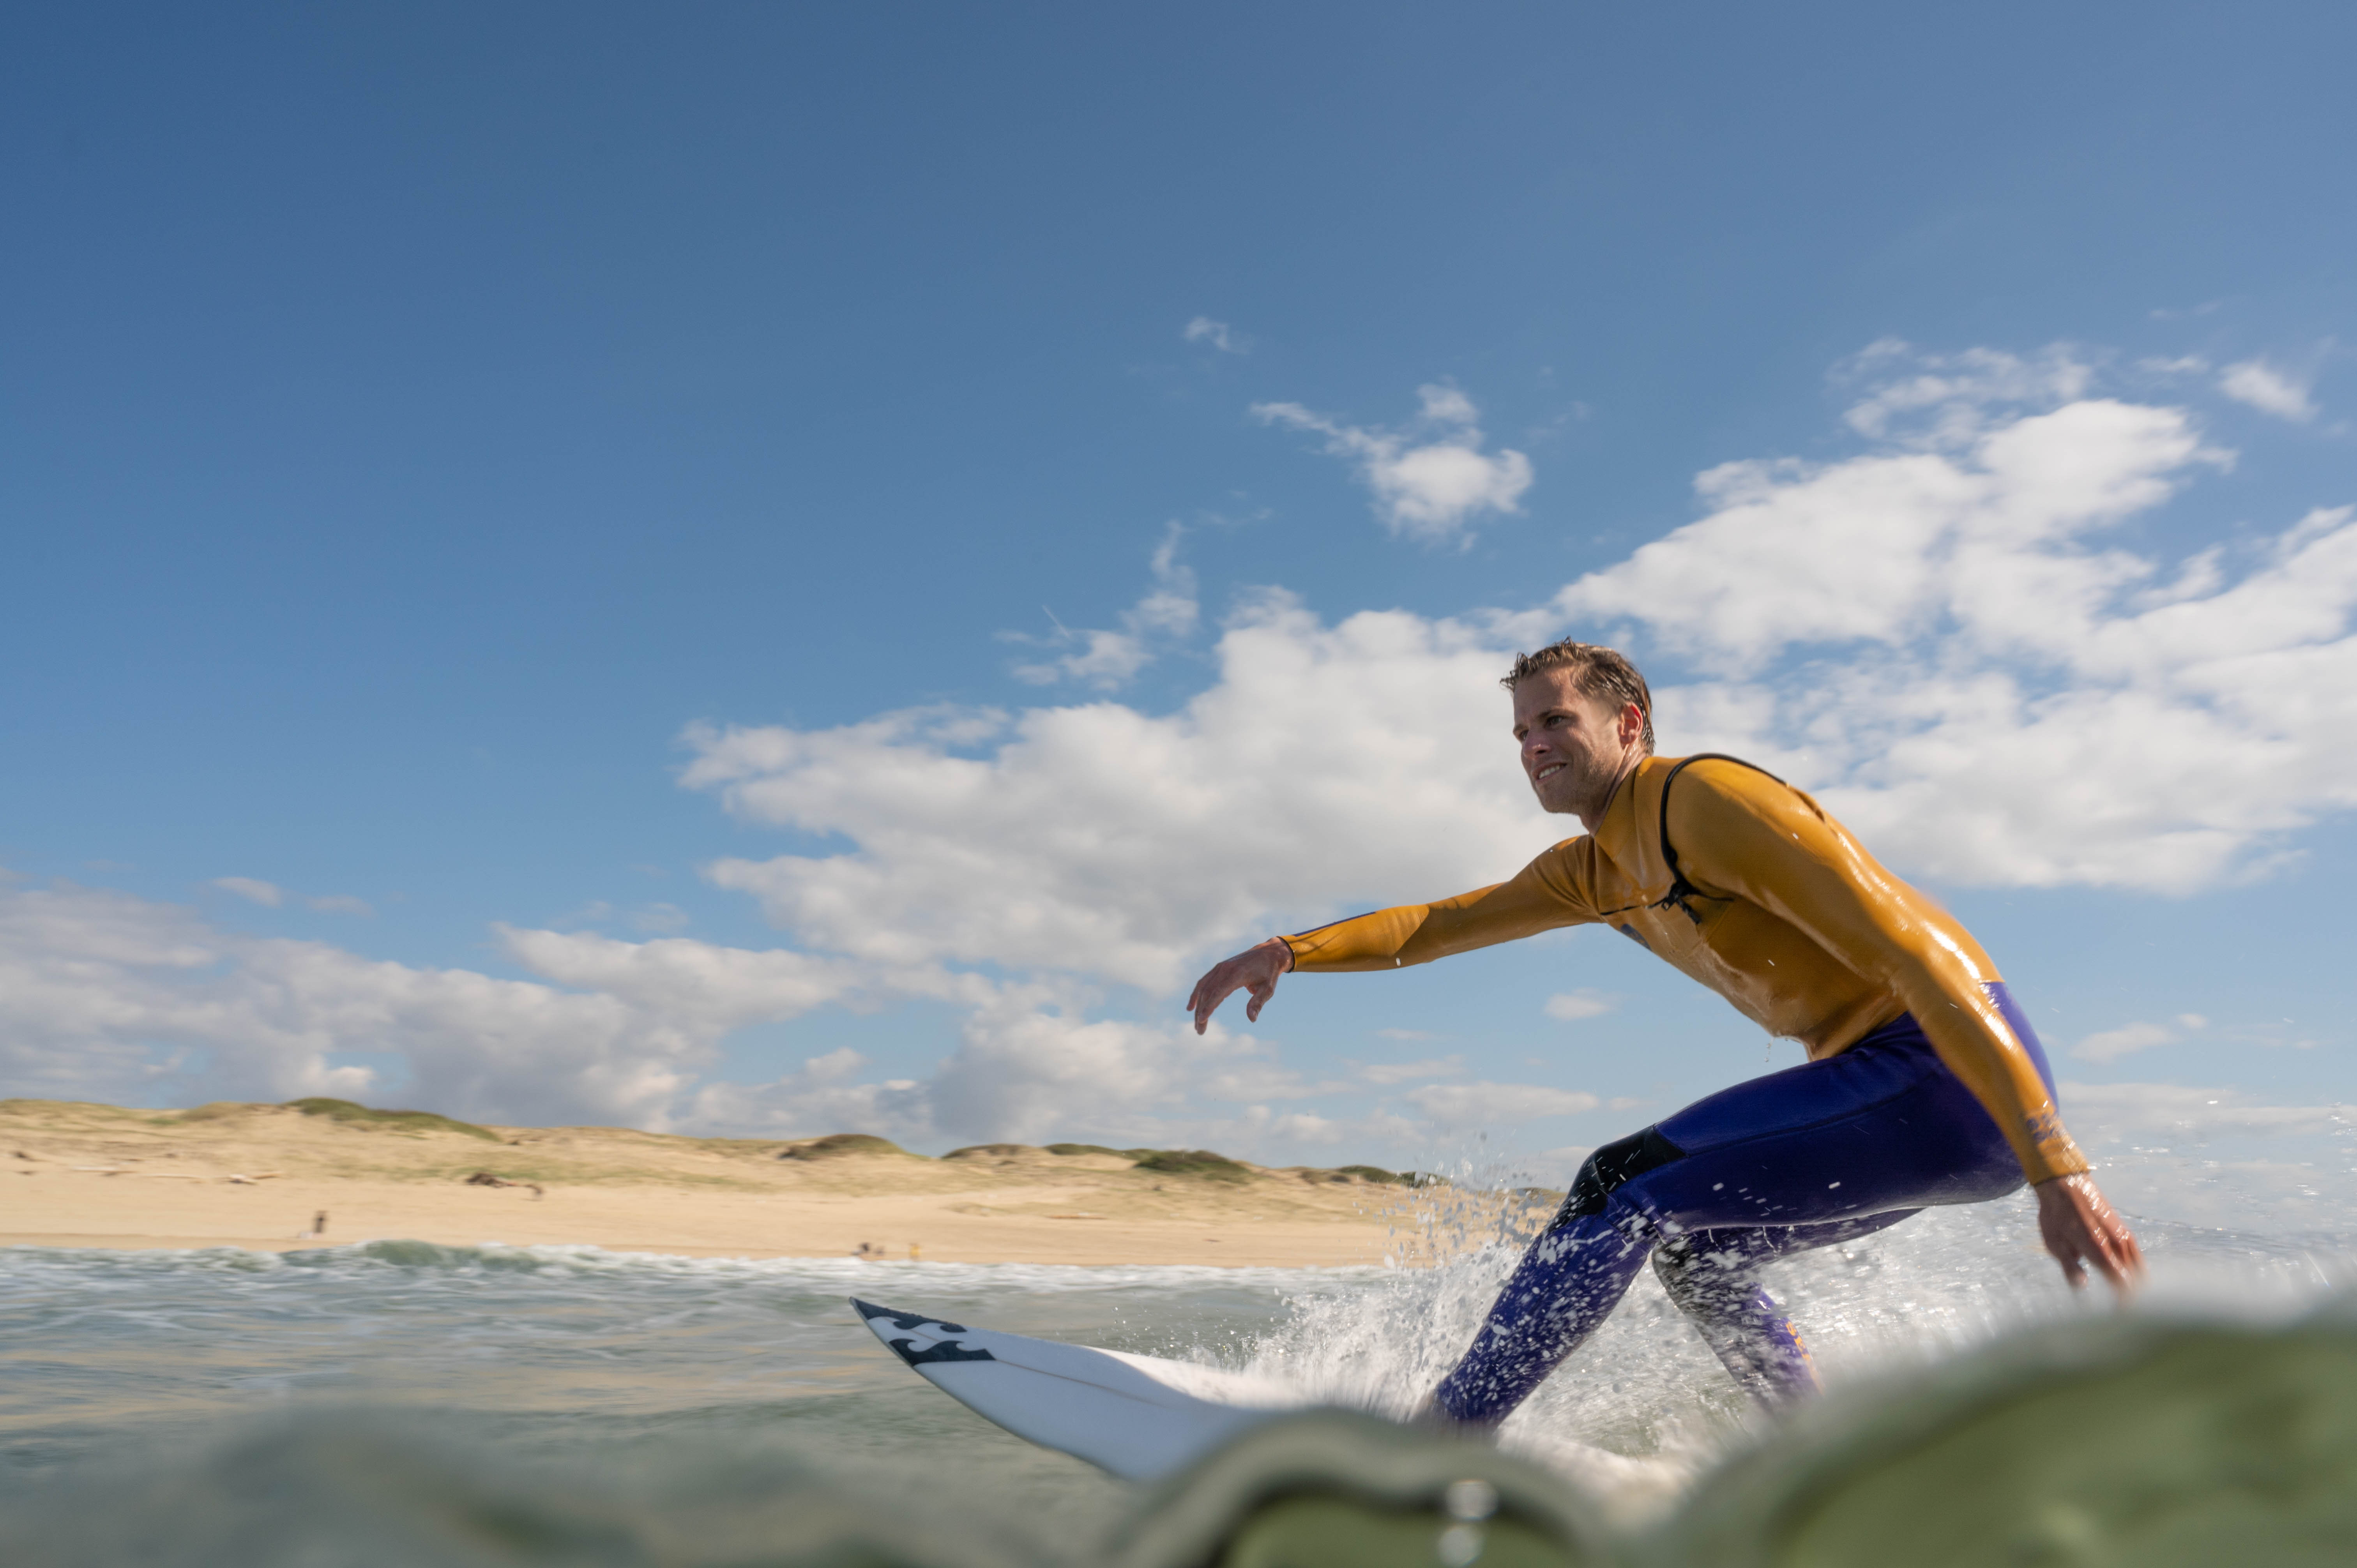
[2079,1206,2133,1282]
[2048,1233,2088,1289]
[2095,1225,2142,1293]
[2117,1227,2147,1276]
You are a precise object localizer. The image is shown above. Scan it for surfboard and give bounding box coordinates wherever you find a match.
[850,1297,1312,1481]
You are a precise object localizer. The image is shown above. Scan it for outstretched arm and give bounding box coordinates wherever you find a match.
[1185,939,1295,1035]
[1185,846,1604,1034]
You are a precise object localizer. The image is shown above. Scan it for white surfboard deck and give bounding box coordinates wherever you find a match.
[852,1297,1311,1481]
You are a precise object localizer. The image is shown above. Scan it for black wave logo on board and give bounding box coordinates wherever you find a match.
[851,1297,998,1367]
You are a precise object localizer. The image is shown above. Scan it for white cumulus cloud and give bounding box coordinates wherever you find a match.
[686,594,1548,992]
[0,882,717,1127]
[659,349,2357,1153]
[1253,384,1534,544]
[16,344,2357,1165]
[1527,351,2357,893]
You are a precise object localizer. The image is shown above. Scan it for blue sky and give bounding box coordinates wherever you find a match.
[5,4,2353,1202]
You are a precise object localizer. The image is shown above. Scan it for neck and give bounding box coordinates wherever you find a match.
[1576,750,1644,833]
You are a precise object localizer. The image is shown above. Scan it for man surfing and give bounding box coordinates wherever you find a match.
[1184,639,2143,1423]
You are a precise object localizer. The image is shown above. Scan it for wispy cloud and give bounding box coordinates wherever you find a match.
[1004,524,1198,689]
[1253,384,1534,544]
[2075,1013,2207,1063]
[1183,316,1250,355]
[213,877,371,916]
[1406,1080,1601,1130]
[1359,1055,1463,1086]
[1543,990,1617,1022]
[307,894,375,916]
[212,876,283,907]
[2057,1079,2350,1137]
[2218,358,2318,423]
[1835,339,2094,445]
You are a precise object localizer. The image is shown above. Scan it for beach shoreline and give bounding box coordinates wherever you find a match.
[2,1098,1534,1270]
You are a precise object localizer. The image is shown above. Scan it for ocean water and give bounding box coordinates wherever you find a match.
[3,1162,2353,1564]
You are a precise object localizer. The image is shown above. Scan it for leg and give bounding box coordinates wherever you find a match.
[1428,1010,2033,1423]
[1428,1207,1655,1425]
[1429,1125,1688,1424]
[1649,1212,1915,1404]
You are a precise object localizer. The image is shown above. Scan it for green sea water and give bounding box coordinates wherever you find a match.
[2,1181,2352,1565]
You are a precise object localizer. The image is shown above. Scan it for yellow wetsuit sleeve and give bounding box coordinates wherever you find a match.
[1669,762,2091,1184]
[1281,842,1603,971]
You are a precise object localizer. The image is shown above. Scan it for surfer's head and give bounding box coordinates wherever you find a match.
[1504,640,1652,823]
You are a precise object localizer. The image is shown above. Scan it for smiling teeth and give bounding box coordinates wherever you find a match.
[1537,764,1564,779]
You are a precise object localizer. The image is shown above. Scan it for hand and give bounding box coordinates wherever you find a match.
[2034,1173,2145,1296]
[1184,939,1294,1035]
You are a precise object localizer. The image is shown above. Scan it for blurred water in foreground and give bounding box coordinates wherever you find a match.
[4,1149,2354,1564]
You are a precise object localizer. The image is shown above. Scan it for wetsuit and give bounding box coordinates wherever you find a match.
[1281,754,2086,1422]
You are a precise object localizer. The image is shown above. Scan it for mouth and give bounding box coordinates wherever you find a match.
[1535,763,1565,782]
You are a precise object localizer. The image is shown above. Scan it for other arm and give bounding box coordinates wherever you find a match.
[1670,766,2143,1293]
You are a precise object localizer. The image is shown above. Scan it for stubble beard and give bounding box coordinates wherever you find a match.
[1530,765,1585,816]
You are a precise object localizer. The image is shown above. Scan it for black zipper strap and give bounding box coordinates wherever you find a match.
[1653,752,1787,923]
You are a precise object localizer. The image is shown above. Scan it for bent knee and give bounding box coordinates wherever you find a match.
[1555,1125,1685,1225]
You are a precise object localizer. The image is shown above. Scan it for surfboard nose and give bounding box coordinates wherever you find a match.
[850,1297,968,1334]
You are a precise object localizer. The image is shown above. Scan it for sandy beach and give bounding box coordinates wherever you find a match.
[0,1098,1531,1268]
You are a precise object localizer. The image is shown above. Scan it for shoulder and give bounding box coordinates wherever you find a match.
[1518,833,1608,911]
[1525,832,1600,880]
[1659,755,1838,852]
[1660,754,1803,813]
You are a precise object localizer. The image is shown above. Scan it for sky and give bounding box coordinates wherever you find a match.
[5,3,2354,1207]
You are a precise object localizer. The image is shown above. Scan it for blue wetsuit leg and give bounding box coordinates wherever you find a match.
[1431,984,2055,1423]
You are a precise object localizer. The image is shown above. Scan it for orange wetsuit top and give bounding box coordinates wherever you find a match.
[1281,754,2088,1185]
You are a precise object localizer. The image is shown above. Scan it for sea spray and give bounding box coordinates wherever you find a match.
[1247,1146,2357,1522]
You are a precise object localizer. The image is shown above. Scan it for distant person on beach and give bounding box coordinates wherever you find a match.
[1185,639,2143,1421]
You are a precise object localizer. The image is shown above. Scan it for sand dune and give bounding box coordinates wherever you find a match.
[0,1098,1546,1268]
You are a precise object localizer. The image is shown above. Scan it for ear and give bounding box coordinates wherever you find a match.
[1618,702,1645,746]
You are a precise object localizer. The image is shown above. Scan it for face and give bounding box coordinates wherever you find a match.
[1511,667,1644,820]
